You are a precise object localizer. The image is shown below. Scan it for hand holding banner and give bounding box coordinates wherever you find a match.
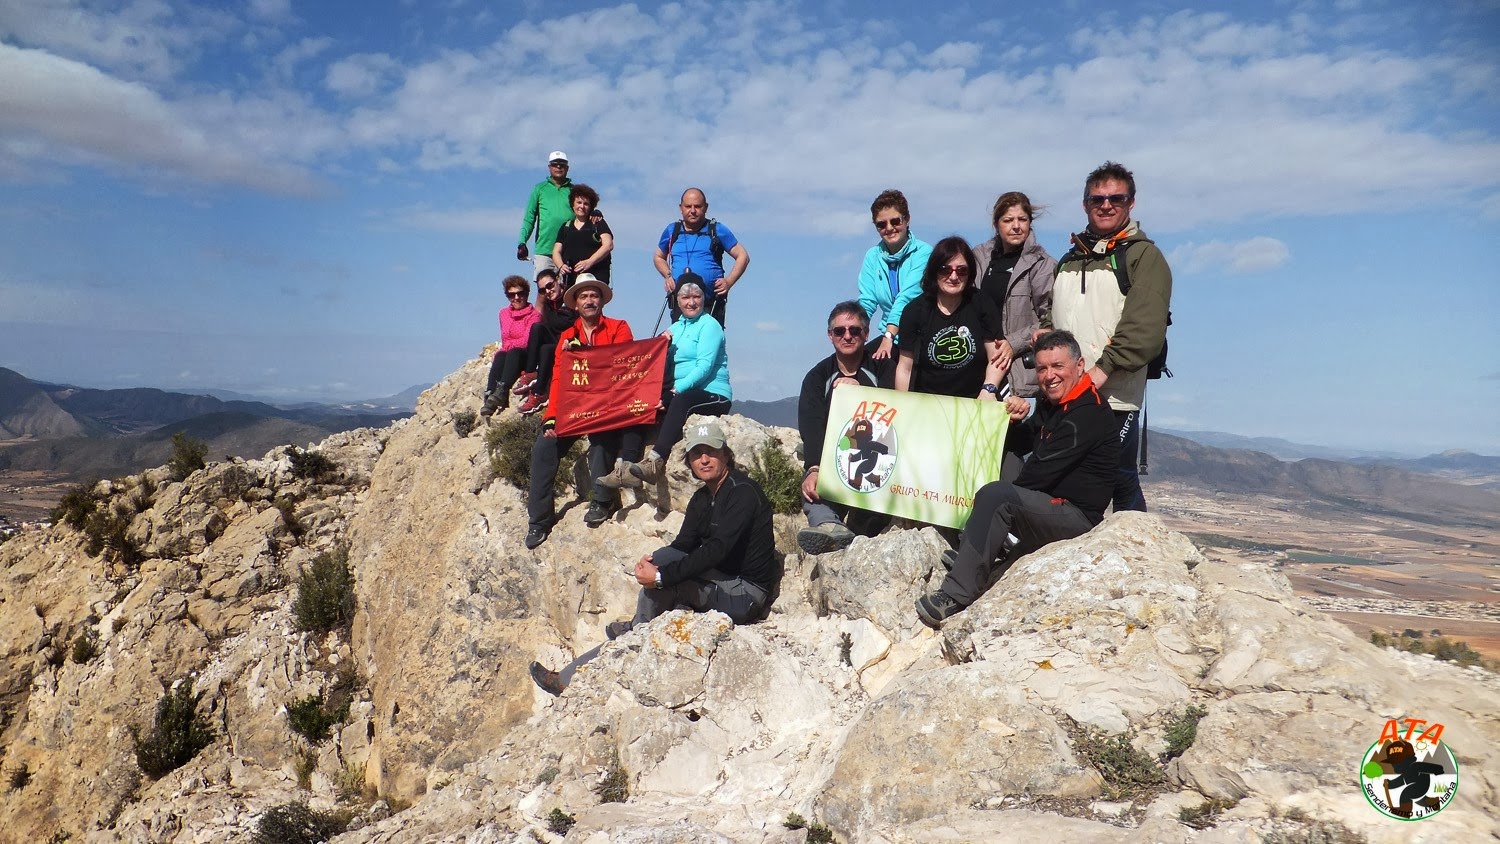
[552,336,669,437]
[815,385,1011,529]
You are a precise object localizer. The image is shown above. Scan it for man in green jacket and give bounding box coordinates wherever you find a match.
[516,150,574,279]
[1046,161,1173,514]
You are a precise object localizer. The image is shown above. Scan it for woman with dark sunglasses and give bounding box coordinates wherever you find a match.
[893,236,1007,401]
[857,189,933,361]
[973,191,1057,397]
[511,268,577,416]
[481,275,543,415]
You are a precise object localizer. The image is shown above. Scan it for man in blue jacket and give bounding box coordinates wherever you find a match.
[652,188,750,325]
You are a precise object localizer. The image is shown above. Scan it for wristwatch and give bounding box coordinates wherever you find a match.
[654,570,663,588]
[982,383,999,395]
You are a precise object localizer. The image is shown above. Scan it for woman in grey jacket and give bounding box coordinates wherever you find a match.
[973,192,1057,397]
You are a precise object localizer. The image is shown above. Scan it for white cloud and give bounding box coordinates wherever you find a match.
[326,53,398,97]
[1171,237,1290,275]
[386,205,521,234]
[754,321,782,333]
[247,0,292,23]
[0,0,237,81]
[273,36,333,78]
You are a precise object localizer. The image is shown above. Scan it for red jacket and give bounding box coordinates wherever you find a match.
[544,315,634,425]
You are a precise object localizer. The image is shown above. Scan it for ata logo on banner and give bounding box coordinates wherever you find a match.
[1359,718,1458,821]
[816,385,1010,530]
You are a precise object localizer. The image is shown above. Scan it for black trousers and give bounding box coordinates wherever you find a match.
[527,427,645,530]
[940,481,1095,606]
[652,389,731,456]
[485,348,526,397]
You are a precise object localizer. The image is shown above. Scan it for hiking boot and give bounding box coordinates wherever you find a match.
[583,501,616,528]
[797,522,856,555]
[596,458,642,490]
[524,526,549,550]
[940,548,958,571]
[512,372,537,395]
[529,661,565,696]
[605,620,634,640]
[480,391,506,417]
[517,393,547,415]
[628,452,665,485]
[915,590,966,629]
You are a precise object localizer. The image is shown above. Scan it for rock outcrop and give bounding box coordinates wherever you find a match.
[0,350,1495,843]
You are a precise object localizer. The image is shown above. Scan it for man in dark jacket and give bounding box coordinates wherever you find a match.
[796,300,894,554]
[916,330,1118,629]
[530,420,780,695]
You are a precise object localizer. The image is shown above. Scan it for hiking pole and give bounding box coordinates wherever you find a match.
[652,292,670,335]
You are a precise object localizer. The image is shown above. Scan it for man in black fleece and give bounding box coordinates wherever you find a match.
[916,329,1118,629]
[531,420,780,695]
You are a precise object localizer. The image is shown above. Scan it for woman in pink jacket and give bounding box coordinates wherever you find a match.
[481,275,542,415]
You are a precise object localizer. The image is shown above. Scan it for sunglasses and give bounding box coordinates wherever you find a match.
[549,161,568,167]
[1085,193,1132,207]
[829,325,866,338]
[939,264,971,278]
[506,290,527,299]
[873,217,904,231]
[538,283,558,292]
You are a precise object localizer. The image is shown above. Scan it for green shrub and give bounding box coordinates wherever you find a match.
[1162,704,1208,760]
[292,548,355,634]
[168,432,209,482]
[287,447,339,483]
[1179,797,1238,829]
[546,808,576,835]
[335,761,368,803]
[215,465,255,500]
[748,436,801,515]
[594,751,629,803]
[485,414,579,495]
[286,692,349,744]
[53,486,99,528]
[453,410,478,438]
[1069,723,1165,800]
[1262,820,1366,844]
[83,506,143,567]
[70,628,100,664]
[128,476,158,513]
[7,762,30,791]
[253,801,349,844]
[131,679,216,777]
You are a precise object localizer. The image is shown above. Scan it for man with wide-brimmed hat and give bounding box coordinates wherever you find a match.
[524,273,645,548]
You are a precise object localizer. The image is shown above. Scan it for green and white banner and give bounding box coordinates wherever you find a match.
[816,385,1011,529]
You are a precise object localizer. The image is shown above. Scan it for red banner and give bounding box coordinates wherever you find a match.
[552,336,669,436]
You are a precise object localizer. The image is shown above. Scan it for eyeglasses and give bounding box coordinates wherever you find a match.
[538,283,557,292]
[829,325,866,338]
[874,217,904,231]
[939,264,971,278]
[506,290,527,299]
[1085,193,1132,208]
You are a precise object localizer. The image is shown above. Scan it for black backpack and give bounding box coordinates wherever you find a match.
[1075,238,1173,380]
[666,219,725,267]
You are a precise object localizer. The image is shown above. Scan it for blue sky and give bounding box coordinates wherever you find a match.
[1,0,1497,454]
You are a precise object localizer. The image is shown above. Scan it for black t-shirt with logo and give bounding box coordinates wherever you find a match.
[897,294,1003,398]
[554,218,612,283]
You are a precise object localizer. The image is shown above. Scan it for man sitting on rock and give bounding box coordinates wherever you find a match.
[524,275,645,549]
[916,329,1119,628]
[530,420,781,695]
[796,300,893,554]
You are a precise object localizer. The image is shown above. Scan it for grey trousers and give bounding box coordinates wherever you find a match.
[556,547,768,687]
[940,481,1094,606]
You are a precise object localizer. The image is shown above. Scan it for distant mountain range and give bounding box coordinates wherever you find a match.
[0,367,417,481]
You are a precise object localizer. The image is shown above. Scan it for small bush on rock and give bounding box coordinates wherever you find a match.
[594,751,629,803]
[83,505,143,567]
[70,628,99,664]
[484,414,580,495]
[1068,722,1165,800]
[748,436,801,515]
[1162,704,1208,760]
[131,679,216,778]
[452,410,478,438]
[167,432,209,482]
[1179,797,1239,829]
[286,692,349,743]
[52,486,100,529]
[293,548,355,633]
[546,808,576,835]
[253,801,349,844]
[287,447,339,483]
[275,495,306,540]
[6,762,30,791]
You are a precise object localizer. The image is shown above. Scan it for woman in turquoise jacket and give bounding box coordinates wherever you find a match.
[858,189,933,361]
[600,275,732,489]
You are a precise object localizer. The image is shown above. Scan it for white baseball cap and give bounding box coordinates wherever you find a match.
[547,150,569,164]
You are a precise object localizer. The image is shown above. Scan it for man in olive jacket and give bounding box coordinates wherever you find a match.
[1047,161,1172,513]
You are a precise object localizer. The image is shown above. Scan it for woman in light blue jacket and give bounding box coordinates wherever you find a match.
[602,275,732,488]
[858,189,933,362]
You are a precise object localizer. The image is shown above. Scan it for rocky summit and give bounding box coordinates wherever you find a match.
[1,350,1496,843]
